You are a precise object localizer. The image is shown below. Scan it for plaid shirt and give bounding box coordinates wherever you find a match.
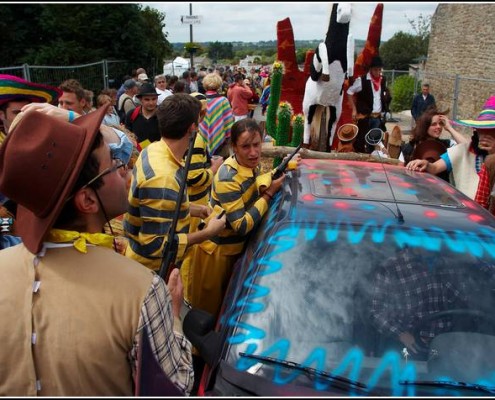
[475,164,490,209]
[371,248,467,340]
[130,274,194,395]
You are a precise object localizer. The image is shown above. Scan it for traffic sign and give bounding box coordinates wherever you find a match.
[181,15,202,24]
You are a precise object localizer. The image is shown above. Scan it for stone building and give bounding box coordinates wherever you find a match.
[426,3,495,133]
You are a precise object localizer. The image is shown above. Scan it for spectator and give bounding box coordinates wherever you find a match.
[402,107,468,181]
[97,93,120,126]
[116,74,132,104]
[407,95,495,200]
[179,71,192,94]
[125,83,160,148]
[411,83,436,121]
[347,56,392,154]
[123,93,226,272]
[117,79,138,124]
[0,105,194,395]
[83,89,96,114]
[138,72,150,85]
[168,75,179,93]
[189,71,199,93]
[58,79,87,115]
[154,74,172,105]
[173,80,187,94]
[227,74,253,122]
[199,73,235,158]
[197,70,207,94]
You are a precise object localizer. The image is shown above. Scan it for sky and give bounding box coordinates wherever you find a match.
[143,2,439,43]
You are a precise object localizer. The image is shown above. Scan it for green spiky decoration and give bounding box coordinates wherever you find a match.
[276,102,293,146]
[290,114,304,147]
[266,61,283,141]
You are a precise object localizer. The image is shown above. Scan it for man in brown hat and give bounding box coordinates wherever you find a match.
[0,74,62,249]
[125,82,161,149]
[0,105,194,395]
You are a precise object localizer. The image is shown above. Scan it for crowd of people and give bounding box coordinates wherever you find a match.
[1,58,495,395]
[0,65,282,396]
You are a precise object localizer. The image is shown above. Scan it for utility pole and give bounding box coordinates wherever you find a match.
[189,3,194,70]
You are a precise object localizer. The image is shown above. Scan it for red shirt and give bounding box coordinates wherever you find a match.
[474,164,490,209]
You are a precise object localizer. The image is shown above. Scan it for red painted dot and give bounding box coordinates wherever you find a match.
[308,173,319,180]
[464,201,478,210]
[424,210,438,218]
[302,194,315,202]
[468,214,484,222]
[334,201,350,209]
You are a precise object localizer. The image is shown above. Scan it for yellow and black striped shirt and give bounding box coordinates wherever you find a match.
[124,140,190,271]
[187,134,214,206]
[209,155,269,255]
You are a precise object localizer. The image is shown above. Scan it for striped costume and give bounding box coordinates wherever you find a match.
[199,92,234,156]
[124,140,191,272]
[185,155,269,317]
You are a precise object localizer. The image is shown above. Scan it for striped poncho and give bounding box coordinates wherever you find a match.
[199,92,234,155]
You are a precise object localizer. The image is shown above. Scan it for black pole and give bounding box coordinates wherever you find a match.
[158,129,198,282]
[189,3,194,70]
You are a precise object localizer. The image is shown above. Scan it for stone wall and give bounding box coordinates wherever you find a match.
[426,3,495,133]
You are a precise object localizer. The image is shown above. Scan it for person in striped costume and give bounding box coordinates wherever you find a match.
[187,118,285,319]
[123,93,226,272]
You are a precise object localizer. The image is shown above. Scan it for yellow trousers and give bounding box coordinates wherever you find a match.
[184,243,239,319]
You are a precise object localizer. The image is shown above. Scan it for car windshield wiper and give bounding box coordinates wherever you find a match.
[239,352,367,389]
[399,380,495,394]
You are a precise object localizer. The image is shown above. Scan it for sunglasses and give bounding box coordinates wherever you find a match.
[84,158,127,187]
[66,158,127,202]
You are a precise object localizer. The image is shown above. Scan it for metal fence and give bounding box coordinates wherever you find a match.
[1,61,493,127]
[0,60,140,101]
[384,69,495,126]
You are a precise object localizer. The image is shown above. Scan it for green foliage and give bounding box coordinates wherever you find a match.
[390,74,416,113]
[380,15,431,70]
[0,4,172,68]
[380,31,423,70]
[407,13,431,55]
[207,42,234,62]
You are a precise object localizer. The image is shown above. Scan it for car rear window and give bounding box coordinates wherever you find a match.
[307,160,462,207]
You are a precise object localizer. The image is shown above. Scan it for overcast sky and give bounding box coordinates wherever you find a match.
[143,2,439,43]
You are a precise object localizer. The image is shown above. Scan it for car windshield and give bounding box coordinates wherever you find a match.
[226,222,495,395]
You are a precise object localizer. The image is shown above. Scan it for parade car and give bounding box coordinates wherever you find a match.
[184,158,495,396]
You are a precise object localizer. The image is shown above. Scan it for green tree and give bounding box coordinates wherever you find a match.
[407,13,431,56]
[380,31,422,70]
[0,4,172,68]
[0,5,44,66]
[390,74,416,112]
[208,41,234,63]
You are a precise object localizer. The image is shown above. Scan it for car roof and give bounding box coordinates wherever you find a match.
[280,159,495,232]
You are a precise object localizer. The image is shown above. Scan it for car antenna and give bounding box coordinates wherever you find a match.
[365,128,404,224]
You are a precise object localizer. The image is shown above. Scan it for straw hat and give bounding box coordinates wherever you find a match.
[0,74,62,107]
[453,96,495,129]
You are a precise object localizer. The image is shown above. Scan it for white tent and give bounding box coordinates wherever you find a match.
[163,56,190,77]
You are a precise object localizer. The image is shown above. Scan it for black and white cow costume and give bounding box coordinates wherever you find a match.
[302,3,354,151]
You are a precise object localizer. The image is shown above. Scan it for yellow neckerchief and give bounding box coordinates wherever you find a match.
[0,131,6,146]
[46,228,114,253]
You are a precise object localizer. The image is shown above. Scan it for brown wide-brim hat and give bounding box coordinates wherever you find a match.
[337,123,359,142]
[0,105,107,254]
[411,139,448,163]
